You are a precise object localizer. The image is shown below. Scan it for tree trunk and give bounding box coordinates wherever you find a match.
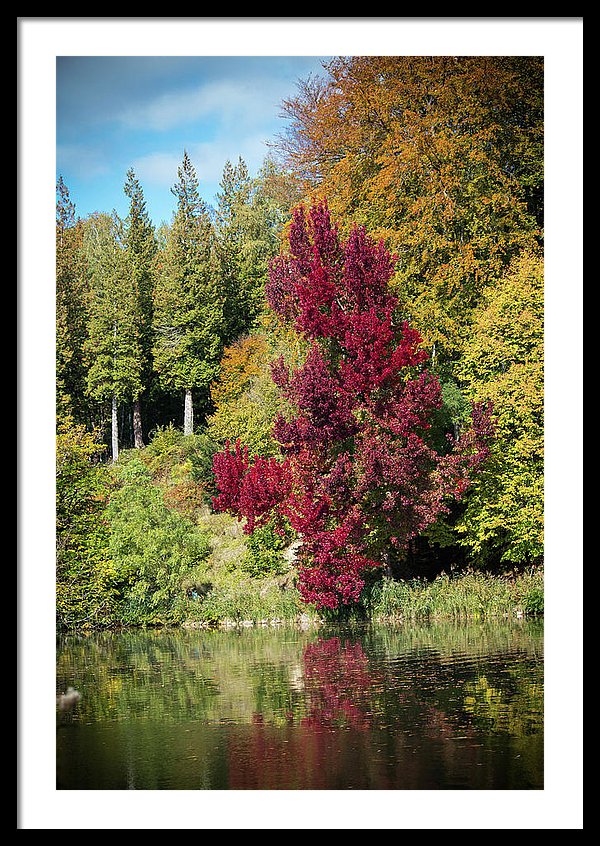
[382,548,393,578]
[132,397,144,449]
[184,388,194,436]
[111,393,119,463]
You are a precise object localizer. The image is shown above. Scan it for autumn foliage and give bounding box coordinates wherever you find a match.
[277,57,543,363]
[212,202,493,609]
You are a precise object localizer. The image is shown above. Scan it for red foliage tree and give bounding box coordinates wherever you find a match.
[212,201,493,609]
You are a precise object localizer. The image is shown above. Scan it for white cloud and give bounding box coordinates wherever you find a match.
[56,143,110,179]
[132,133,271,197]
[131,151,183,187]
[118,77,282,133]
[190,133,271,185]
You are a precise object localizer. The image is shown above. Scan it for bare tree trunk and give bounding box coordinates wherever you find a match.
[184,389,194,436]
[111,393,119,463]
[132,397,144,449]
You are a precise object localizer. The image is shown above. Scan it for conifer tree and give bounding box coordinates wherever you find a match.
[56,177,89,425]
[123,168,157,447]
[215,157,283,345]
[153,151,223,435]
[216,158,251,343]
[83,212,144,461]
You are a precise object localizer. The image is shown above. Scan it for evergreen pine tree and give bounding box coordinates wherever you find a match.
[153,151,223,435]
[123,168,157,447]
[215,156,284,344]
[56,177,89,425]
[83,212,144,461]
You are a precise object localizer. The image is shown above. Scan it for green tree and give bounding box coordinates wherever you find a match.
[257,154,304,220]
[456,250,544,566]
[153,151,223,435]
[215,156,283,345]
[56,177,89,425]
[123,168,157,448]
[107,455,211,624]
[206,311,306,459]
[83,212,144,461]
[207,333,282,458]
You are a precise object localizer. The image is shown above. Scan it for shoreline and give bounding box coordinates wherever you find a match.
[57,567,544,634]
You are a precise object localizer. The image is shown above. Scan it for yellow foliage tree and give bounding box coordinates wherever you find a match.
[455,250,544,565]
[207,313,306,458]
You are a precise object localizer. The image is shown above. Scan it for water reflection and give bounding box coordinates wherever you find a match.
[57,620,543,790]
[302,637,375,730]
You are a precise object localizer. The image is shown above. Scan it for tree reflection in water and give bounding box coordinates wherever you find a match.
[226,630,543,790]
[301,636,374,730]
[228,636,378,789]
[57,623,544,790]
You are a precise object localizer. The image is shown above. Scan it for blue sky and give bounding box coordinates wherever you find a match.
[56,55,331,227]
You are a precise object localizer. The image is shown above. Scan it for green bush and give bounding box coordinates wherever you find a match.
[142,424,218,490]
[56,418,117,629]
[242,520,290,577]
[523,586,544,616]
[188,432,219,493]
[107,456,211,625]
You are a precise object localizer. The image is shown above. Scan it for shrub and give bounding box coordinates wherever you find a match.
[243,520,291,577]
[56,417,117,629]
[107,456,211,624]
[143,425,217,488]
[523,586,544,616]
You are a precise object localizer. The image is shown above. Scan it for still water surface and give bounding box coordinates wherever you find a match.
[56,620,543,790]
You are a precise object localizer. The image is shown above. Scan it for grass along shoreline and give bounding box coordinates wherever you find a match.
[363,568,543,624]
[180,507,543,629]
[175,565,544,630]
[188,505,543,628]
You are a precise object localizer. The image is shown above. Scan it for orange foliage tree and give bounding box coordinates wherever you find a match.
[275,56,543,366]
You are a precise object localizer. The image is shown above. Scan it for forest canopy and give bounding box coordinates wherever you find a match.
[55,56,544,627]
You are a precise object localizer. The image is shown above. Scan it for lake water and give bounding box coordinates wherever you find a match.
[56,619,543,790]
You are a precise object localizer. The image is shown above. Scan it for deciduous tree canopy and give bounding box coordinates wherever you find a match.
[276,56,543,365]
[456,249,544,564]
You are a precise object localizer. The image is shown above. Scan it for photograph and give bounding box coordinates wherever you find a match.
[18,17,583,830]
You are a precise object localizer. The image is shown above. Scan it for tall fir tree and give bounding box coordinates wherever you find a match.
[123,168,157,447]
[56,177,89,425]
[83,212,144,461]
[152,151,223,435]
[215,157,284,345]
[216,157,251,343]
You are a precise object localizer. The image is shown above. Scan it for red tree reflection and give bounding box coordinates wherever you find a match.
[227,637,378,789]
[301,636,374,730]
